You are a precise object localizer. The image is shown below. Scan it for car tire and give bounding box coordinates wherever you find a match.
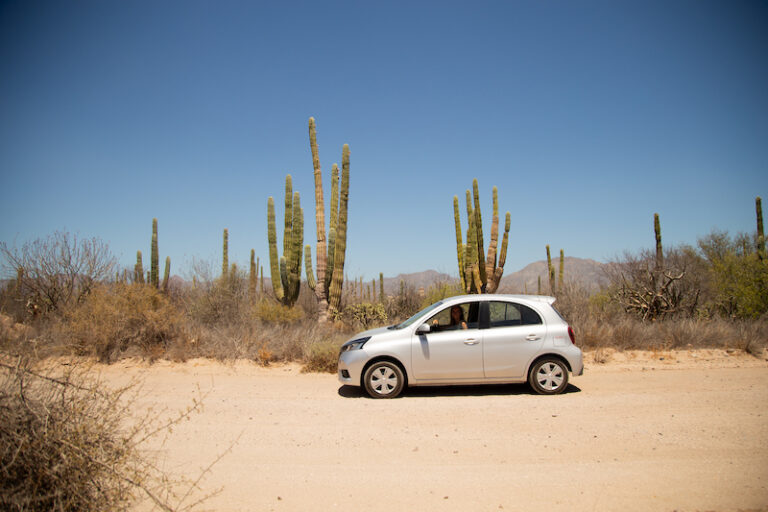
[528,357,569,395]
[363,361,405,399]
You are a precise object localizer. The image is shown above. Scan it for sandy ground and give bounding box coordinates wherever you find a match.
[91,349,768,512]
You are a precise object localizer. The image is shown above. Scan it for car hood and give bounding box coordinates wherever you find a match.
[348,325,393,341]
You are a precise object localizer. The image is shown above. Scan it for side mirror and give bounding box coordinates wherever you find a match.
[416,323,431,335]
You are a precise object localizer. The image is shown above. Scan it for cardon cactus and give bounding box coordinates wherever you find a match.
[756,197,765,260]
[150,218,159,288]
[135,251,144,284]
[304,117,350,321]
[162,256,170,293]
[222,229,229,279]
[267,175,304,306]
[453,180,510,294]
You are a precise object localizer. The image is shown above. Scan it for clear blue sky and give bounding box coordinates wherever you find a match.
[1,1,766,281]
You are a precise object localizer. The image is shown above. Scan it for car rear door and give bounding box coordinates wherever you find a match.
[482,301,546,378]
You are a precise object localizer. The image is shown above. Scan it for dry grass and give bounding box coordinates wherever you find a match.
[0,357,219,511]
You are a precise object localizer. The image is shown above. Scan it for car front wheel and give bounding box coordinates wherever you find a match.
[529,358,569,395]
[363,361,405,399]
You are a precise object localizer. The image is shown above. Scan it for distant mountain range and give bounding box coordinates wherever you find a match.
[379,257,607,295]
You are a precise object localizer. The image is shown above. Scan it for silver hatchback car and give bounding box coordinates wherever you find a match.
[338,294,583,398]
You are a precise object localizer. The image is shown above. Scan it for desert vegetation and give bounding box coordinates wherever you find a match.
[0,116,765,509]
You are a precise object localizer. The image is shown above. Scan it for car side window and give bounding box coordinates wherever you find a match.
[426,302,480,331]
[488,302,542,328]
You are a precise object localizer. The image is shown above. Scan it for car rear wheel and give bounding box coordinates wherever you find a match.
[529,358,569,395]
[363,361,405,399]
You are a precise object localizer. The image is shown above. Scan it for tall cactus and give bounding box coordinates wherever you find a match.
[162,256,171,293]
[222,229,229,279]
[453,180,510,294]
[558,249,565,289]
[379,272,385,303]
[135,251,144,284]
[150,218,159,288]
[249,249,258,302]
[546,245,555,295]
[756,196,765,260]
[267,175,304,306]
[654,213,663,271]
[304,117,351,321]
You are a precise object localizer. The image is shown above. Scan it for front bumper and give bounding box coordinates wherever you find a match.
[337,349,369,386]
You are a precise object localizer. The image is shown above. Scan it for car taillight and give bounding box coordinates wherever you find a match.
[568,326,576,344]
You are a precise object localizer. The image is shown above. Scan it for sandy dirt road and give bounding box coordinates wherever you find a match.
[98,351,768,512]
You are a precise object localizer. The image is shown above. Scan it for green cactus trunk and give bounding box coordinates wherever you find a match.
[546,245,555,295]
[328,145,350,314]
[150,218,159,288]
[654,213,663,271]
[756,197,765,260]
[222,229,229,279]
[249,250,257,302]
[379,272,385,303]
[453,196,465,292]
[558,249,564,289]
[537,275,542,295]
[135,251,144,284]
[267,176,304,306]
[162,256,170,293]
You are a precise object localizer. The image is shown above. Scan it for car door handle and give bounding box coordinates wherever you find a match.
[525,335,541,341]
[463,339,479,345]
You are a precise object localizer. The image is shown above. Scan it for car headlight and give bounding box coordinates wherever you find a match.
[340,337,370,353]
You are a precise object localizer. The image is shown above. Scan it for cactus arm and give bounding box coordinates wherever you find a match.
[472,179,487,287]
[267,197,285,301]
[151,218,159,288]
[222,229,229,279]
[288,197,304,303]
[327,164,339,285]
[559,249,564,288]
[486,212,510,293]
[305,245,316,290]
[654,213,663,270]
[756,197,764,259]
[162,256,170,292]
[283,175,293,257]
[453,195,465,292]
[486,187,499,279]
[328,144,350,313]
[135,251,144,284]
[309,117,328,306]
[546,244,554,294]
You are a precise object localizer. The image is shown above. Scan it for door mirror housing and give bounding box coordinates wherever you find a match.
[416,323,431,335]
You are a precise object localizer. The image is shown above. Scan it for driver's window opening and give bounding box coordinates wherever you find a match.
[427,303,479,331]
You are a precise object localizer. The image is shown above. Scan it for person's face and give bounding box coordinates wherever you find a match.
[451,307,461,321]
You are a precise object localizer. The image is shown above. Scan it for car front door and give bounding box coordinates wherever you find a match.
[411,301,484,380]
[482,301,546,378]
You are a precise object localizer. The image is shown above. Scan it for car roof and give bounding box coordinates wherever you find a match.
[439,294,556,306]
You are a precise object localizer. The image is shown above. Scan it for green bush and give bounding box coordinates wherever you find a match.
[255,299,305,325]
[342,302,387,329]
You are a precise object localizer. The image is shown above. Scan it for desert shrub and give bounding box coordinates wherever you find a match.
[0,359,210,511]
[385,280,422,322]
[61,283,186,363]
[255,299,305,325]
[182,271,252,327]
[0,231,117,316]
[420,281,464,308]
[341,302,387,329]
[302,339,342,373]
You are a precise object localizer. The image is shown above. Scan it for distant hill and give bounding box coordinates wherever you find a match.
[498,257,608,293]
[377,257,607,296]
[380,270,454,295]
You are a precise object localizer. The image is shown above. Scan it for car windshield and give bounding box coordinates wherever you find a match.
[389,301,445,330]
